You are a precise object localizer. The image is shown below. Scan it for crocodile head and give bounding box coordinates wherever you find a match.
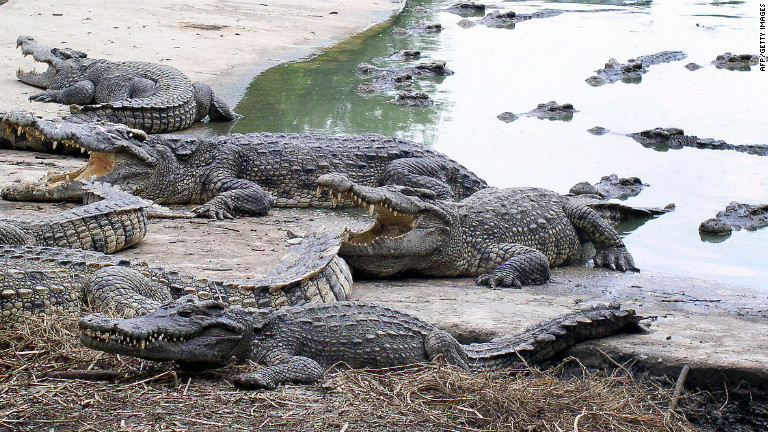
[1,111,160,201]
[79,295,257,367]
[15,35,92,90]
[316,173,454,277]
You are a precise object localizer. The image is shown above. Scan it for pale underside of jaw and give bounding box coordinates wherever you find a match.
[4,123,116,187]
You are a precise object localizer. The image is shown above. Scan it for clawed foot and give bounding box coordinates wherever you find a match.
[476,271,524,288]
[29,92,58,103]
[594,247,638,272]
[193,203,234,220]
[231,372,276,390]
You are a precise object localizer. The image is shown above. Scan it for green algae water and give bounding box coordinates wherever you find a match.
[220,0,768,289]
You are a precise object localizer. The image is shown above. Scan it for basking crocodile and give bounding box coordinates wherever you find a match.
[0,112,488,218]
[78,295,642,389]
[0,231,351,321]
[15,36,239,133]
[317,174,639,287]
[0,182,150,253]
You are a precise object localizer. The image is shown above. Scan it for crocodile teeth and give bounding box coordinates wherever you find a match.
[80,146,86,153]
[139,339,146,350]
[316,186,322,197]
[369,204,375,216]
[332,195,339,208]
[51,141,57,149]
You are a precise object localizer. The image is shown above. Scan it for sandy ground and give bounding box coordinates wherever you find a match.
[0,0,766,396]
[0,0,405,115]
[0,149,766,395]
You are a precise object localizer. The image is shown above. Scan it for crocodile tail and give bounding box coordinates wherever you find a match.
[208,93,241,122]
[69,101,198,134]
[192,81,241,122]
[464,303,643,370]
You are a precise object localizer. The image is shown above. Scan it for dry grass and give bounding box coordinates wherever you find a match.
[0,315,696,432]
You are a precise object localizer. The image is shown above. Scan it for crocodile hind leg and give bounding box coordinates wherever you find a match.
[192,178,274,219]
[425,330,470,369]
[474,243,551,287]
[84,266,172,317]
[562,202,638,272]
[231,356,324,390]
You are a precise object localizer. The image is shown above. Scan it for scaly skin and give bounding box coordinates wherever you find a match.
[78,296,642,389]
[0,182,150,253]
[0,112,488,219]
[0,231,351,322]
[317,174,639,288]
[14,36,239,133]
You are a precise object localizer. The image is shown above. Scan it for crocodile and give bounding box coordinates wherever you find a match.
[627,127,768,157]
[585,51,687,86]
[78,296,642,389]
[0,182,150,253]
[478,9,564,29]
[0,111,488,218]
[699,202,768,236]
[14,35,240,133]
[569,174,647,200]
[317,174,640,287]
[497,101,577,123]
[0,230,351,322]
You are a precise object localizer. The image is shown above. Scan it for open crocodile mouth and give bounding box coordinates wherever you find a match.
[45,152,116,186]
[316,184,419,245]
[79,323,243,353]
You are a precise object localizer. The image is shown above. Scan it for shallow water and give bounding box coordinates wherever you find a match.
[210,0,767,290]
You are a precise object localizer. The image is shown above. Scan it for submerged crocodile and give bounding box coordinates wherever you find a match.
[0,231,350,321]
[79,295,642,389]
[497,101,577,123]
[569,174,647,200]
[0,182,150,253]
[586,51,687,86]
[317,174,640,288]
[15,36,239,133]
[0,112,487,218]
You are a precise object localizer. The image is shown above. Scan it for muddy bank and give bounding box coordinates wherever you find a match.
[1,148,766,398]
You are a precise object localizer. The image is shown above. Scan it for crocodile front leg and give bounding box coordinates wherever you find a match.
[474,243,551,287]
[193,178,274,219]
[563,202,638,272]
[29,80,95,105]
[232,356,324,390]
